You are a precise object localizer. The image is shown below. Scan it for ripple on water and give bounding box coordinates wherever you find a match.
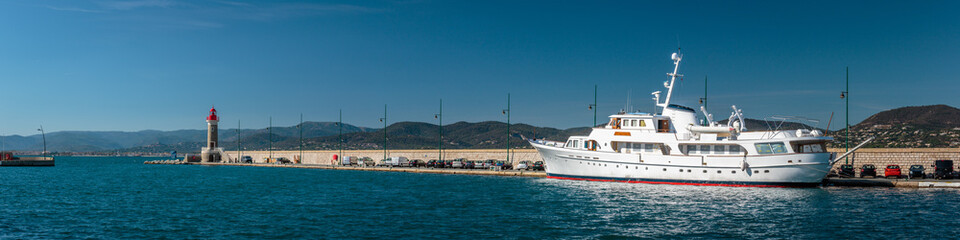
[1,157,959,239]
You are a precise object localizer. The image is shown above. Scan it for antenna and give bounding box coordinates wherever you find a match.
[676,34,681,52]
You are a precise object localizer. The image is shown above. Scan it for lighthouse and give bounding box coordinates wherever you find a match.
[200,106,222,162]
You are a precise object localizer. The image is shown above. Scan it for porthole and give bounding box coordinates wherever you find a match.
[703,170,707,173]
[798,160,802,163]
[663,168,667,171]
[635,166,639,169]
[764,170,770,173]
[687,169,691,173]
[679,169,683,172]
[717,170,721,174]
[787,160,793,163]
[754,170,759,173]
[645,167,648,170]
[604,164,607,167]
[732,171,736,174]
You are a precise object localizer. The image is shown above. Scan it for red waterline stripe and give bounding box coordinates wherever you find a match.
[545,176,797,188]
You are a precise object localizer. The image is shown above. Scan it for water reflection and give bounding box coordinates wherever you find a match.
[530,178,957,239]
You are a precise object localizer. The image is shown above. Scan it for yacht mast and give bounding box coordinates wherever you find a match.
[656,51,683,113]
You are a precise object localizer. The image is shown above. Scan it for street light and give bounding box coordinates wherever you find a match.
[298,113,303,164]
[589,84,597,127]
[237,119,241,163]
[268,116,273,160]
[379,104,387,162]
[434,99,443,162]
[841,67,850,164]
[337,109,342,165]
[37,125,46,159]
[502,93,510,164]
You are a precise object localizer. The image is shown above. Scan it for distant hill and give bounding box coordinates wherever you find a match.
[829,105,960,148]
[1,122,373,152]
[10,104,960,154]
[228,121,592,151]
[853,104,960,130]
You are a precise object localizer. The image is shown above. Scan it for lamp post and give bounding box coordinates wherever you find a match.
[237,119,241,163]
[840,67,850,164]
[379,104,387,161]
[434,99,443,161]
[699,75,707,110]
[588,85,597,127]
[337,109,343,163]
[37,125,46,159]
[502,94,510,164]
[298,113,303,163]
[268,116,273,160]
[699,76,708,125]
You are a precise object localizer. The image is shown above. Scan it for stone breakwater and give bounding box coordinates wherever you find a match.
[144,161,547,178]
[216,148,959,175]
[220,149,540,165]
[828,148,960,176]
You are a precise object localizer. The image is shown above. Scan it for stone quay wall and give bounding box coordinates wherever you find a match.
[223,149,540,165]
[828,148,960,176]
[223,148,960,175]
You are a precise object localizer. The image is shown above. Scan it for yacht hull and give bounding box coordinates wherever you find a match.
[531,141,830,188]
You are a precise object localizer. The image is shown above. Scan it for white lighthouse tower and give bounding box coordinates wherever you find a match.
[200,106,222,162]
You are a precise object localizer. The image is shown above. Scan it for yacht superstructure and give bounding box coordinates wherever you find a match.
[528,52,834,187]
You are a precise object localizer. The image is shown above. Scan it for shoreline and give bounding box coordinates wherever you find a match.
[144,160,960,188]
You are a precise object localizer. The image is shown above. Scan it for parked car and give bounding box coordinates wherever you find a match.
[359,157,376,167]
[483,159,496,169]
[934,160,954,180]
[435,160,446,168]
[240,156,253,163]
[341,156,357,166]
[276,157,292,164]
[494,161,513,170]
[426,160,438,168]
[860,164,877,178]
[409,159,425,168]
[450,160,464,168]
[516,161,532,170]
[473,160,488,169]
[838,164,855,178]
[909,165,925,179]
[463,161,475,169]
[884,165,901,178]
[532,161,545,171]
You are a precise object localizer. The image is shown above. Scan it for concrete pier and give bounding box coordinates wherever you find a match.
[824,177,960,188]
[144,161,547,178]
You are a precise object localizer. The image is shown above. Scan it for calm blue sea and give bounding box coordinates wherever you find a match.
[1,157,958,239]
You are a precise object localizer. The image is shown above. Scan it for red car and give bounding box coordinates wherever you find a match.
[885,165,902,178]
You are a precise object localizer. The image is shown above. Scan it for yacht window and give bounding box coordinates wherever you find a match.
[639,120,646,127]
[631,120,638,127]
[796,143,825,153]
[644,144,655,152]
[755,142,787,154]
[573,140,579,148]
[729,145,742,154]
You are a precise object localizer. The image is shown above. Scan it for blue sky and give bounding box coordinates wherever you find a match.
[0,0,957,135]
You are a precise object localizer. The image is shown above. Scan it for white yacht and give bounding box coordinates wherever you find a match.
[528,52,838,187]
